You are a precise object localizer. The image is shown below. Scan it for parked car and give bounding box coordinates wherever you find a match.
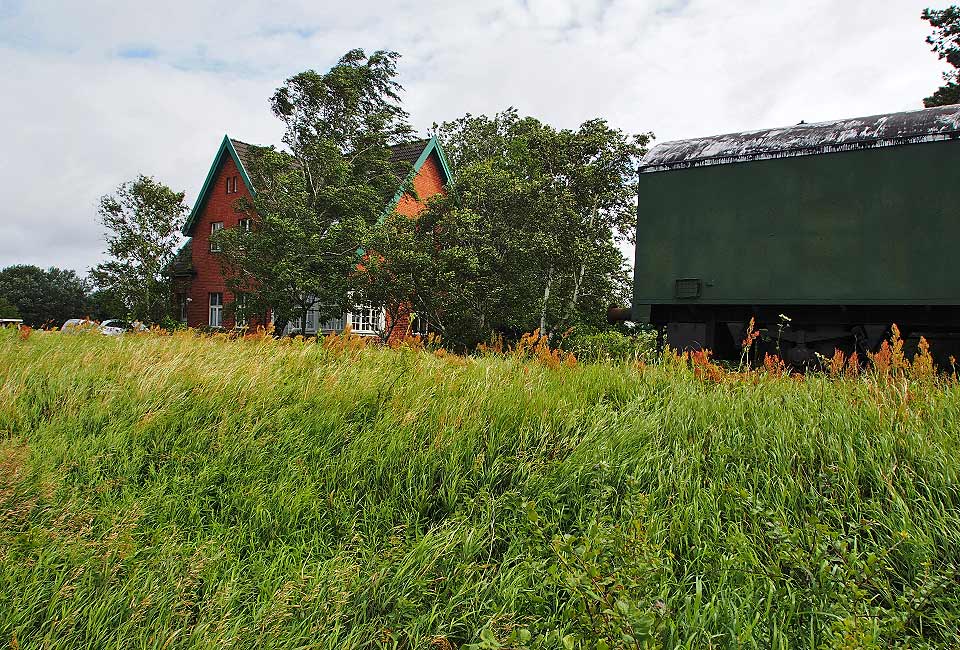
[100,320,147,336]
[61,318,95,332]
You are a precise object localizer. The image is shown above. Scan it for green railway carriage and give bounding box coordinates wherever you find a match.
[632,104,960,362]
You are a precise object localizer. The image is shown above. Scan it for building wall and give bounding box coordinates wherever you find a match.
[387,151,446,341]
[187,153,251,327]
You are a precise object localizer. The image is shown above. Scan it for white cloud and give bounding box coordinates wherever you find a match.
[0,0,951,272]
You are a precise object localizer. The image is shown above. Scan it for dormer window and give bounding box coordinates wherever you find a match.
[226,176,239,194]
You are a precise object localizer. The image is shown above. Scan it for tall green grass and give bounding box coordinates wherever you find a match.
[1,328,959,649]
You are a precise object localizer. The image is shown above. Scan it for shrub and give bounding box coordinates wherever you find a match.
[560,328,657,364]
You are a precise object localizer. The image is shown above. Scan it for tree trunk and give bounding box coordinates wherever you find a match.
[564,201,599,327]
[539,264,554,336]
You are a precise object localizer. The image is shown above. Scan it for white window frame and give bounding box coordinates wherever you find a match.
[239,217,252,232]
[208,293,223,328]
[209,221,224,252]
[348,304,384,335]
[177,293,188,322]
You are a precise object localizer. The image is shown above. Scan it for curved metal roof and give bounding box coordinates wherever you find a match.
[640,104,960,173]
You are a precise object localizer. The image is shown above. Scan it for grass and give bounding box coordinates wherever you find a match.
[1,327,959,649]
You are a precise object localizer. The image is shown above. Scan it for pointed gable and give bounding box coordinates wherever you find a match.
[182,135,256,235]
[386,136,454,216]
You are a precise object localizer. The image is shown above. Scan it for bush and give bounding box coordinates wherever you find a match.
[561,327,657,363]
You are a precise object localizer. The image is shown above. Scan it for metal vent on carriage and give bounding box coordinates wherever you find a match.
[675,278,702,299]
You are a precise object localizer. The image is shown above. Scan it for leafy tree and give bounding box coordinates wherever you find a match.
[216,49,415,333]
[366,110,648,349]
[0,296,20,319]
[85,288,126,321]
[360,199,494,348]
[0,265,89,327]
[90,175,188,323]
[922,6,960,107]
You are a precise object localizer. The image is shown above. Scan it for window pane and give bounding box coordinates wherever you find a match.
[320,310,345,332]
[410,314,429,336]
[209,293,223,327]
[350,304,381,334]
[210,222,223,252]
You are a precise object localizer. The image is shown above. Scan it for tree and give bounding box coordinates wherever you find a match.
[215,49,415,333]
[0,265,89,327]
[85,288,126,321]
[360,199,495,348]
[366,109,648,349]
[90,175,188,323]
[922,6,960,107]
[0,296,20,319]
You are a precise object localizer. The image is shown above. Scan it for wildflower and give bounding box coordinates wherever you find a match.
[763,353,787,377]
[828,349,845,378]
[908,336,935,380]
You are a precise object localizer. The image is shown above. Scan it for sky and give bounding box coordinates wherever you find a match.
[0,0,953,274]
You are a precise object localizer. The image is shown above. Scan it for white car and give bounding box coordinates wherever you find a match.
[100,320,147,336]
[61,318,95,332]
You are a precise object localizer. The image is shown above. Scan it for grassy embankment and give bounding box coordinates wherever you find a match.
[1,327,959,649]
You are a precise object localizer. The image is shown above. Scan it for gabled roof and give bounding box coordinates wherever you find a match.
[182,136,256,235]
[384,136,453,213]
[640,104,960,174]
[182,135,453,235]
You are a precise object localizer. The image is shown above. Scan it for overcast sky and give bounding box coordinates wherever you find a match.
[0,0,953,273]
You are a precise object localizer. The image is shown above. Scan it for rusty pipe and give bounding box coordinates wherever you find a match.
[607,305,632,324]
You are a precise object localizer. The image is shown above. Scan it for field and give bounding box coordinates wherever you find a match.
[1,328,960,649]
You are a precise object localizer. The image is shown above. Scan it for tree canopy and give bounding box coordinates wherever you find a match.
[215,49,415,332]
[90,175,188,323]
[922,5,960,107]
[363,109,649,349]
[0,265,89,327]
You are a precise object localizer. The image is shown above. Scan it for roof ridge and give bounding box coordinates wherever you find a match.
[641,104,960,173]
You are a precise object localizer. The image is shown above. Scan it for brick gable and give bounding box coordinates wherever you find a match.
[187,152,251,327]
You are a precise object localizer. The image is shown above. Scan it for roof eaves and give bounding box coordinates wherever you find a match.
[640,131,960,173]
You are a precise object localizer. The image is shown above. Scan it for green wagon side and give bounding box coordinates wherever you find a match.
[632,105,960,361]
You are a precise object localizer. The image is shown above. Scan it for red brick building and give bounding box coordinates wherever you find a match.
[169,135,453,337]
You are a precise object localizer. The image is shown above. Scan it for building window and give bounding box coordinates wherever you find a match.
[226,175,238,194]
[239,217,252,232]
[209,293,223,328]
[410,313,429,337]
[320,311,346,333]
[209,221,224,251]
[177,293,188,322]
[349,304,382,335]
[303,302,320,334]
[234,293,248,328]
